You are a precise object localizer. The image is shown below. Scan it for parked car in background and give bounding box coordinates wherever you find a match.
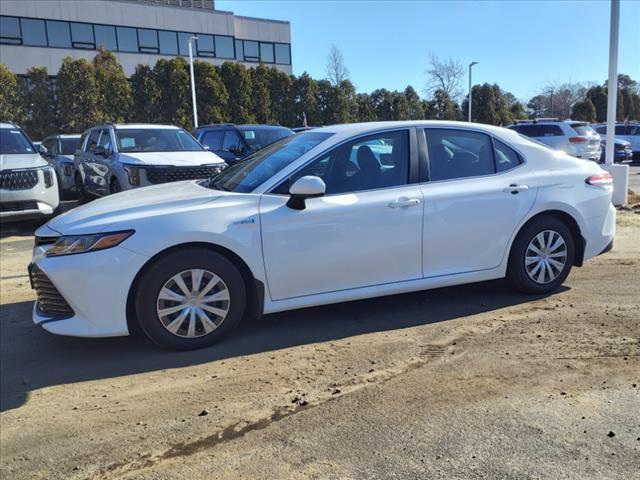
[41,133,81,199]
[508,119,601,161]
[31,121,615,350]
[292,126,318,133]
[74,123,226,201]
[1,122,59,220]
[592,122,640,161]
[598,137,633,164]
[194,124,293,166]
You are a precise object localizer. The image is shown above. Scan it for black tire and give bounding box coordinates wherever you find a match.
[507,216,575,295]
[110,177,122,194]
[75,172,89,204]
[134,248,247,350]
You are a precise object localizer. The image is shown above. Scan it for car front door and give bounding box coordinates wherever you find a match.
[94,128,114,195]
[222,130,245,164]
[260,129,423,301]
[420,128,538,277]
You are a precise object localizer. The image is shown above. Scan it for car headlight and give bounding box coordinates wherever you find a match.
[45,231,134,257]
[123,165,140,186]
[42,166,54,188]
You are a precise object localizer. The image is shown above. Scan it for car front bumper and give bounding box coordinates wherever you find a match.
[31,242,149,337]
[0,169,59,220]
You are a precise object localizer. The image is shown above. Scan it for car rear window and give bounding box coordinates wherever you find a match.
[570,123,595,136]
[239,127,293,150]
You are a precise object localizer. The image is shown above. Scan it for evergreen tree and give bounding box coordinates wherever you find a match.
[23,66,57,139]
[586,86,608,122]
[370,89,394,121]
[153,57,192,129]
[130,64,161,122]
[356,93,376,122]
[92,48,132,123]
[251,63,273,123]
[269,70,295,126]
[404,86,424,120]
[194,61,229,124]
[432,89,460,120]
[218,62,254,124]
[57,56,100,132]
[571,99,596,122]
[292,72,319,126]
[0,64,23,124]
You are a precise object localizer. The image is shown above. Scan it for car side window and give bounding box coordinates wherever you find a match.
[97,129,112,151]
[274,130,409,195]
[493,138,523,173]
[223,131,242,152]
[86,129,101,152]
[425,129,495,181]
[201,131,224,150]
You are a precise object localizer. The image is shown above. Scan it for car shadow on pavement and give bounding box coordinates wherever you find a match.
[0,279,565,412]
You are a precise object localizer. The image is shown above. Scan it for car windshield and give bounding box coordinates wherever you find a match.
[209,131,333,193]
[0,128,35,155]
[239,126,293,150]
[115,128,203,153]
[60,138,79,155]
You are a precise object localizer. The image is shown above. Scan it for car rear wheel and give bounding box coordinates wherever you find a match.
[134,248,246,350]
[507,216,575,294]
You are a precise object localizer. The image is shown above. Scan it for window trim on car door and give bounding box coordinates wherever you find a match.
[418,126,527,184]
[266,127,420,196]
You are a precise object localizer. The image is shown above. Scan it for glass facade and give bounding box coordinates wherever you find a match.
[0,15,292,65]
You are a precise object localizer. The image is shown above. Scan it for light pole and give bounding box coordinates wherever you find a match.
[468,61,478,122]
[188,36,198,129]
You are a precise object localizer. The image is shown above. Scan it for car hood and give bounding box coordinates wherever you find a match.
[45,181,229,235]
[117,151,225,166]
[0,153,47,170]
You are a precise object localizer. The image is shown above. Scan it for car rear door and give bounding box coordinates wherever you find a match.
[260,128,423,301]
[420,128,538,277]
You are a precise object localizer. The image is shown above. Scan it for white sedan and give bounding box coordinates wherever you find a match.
[30,121,616,350]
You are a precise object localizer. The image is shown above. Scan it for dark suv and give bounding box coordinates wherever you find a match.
[194,124,293,165]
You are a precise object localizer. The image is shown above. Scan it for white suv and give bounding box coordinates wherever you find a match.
[508,120,601,161]
[0,122,59,221]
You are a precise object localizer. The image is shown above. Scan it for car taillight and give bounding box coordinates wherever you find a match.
[569,136,587,144]
[585,173,613,189]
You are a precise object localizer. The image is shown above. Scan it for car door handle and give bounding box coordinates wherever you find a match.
[388,198,421,208]
[503,184,529,194]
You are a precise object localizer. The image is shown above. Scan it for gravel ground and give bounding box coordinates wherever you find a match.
[0,206,638,480]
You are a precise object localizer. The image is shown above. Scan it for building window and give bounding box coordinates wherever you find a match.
[158,30,178,55]
[243,40,259,61]
[1,16,22,44]
[70,22,95,49]
[46,20,71,48]
[234,39,243,60]
[215,35,234,59]
[20,18,47,46]
[260,42,274,63]
[275,43,290,65]
[138,28,159,53]
[116,26,138,52]
[95,25,117,50]
[178,32,194,56]
[197,34,215,57]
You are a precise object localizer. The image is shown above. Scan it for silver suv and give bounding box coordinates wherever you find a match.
[74,123,226,200]
[508,119,601,161]
[1,122,59,220]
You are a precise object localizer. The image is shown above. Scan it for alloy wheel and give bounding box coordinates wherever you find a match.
[525,230,568,284]
[155,269,230,338]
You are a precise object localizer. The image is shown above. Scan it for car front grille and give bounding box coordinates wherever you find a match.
[29,264,75,319]
[145,165,225,185]
[0,201,39,213]
[0,169,39,190]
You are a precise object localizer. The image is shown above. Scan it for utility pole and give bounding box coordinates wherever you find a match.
[188,36,199,129]
[468,61,478,122]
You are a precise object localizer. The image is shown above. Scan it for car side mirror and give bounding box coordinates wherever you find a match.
[36,144,48,156]
[286,176,326,210]
[203,145,211,151]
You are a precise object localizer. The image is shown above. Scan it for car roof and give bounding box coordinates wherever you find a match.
[310,120,514,137]
[95,124,180,130]
[49,133,81,139]
[0,122,18,129]
[196,124,290,130]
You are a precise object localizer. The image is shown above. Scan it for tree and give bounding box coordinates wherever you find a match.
[356,93,376,122]
[194,61,229,124]
[292,72,319,126]
[57,56,100,132]
[370,88,394,121]
[432,89,460,120]
[92,48,132,123]
[326,44,349,86]
[251,63,273,123]
[527,95,546,118]
[586,86,608,122]
[153,57,192,129]
[571,99,596,122]
[0,64,24,124]
[219,62,254,124]
[130,64,161,122]
[22,67,56,139]
[269,70,295,126]
[424,53,464,101]
[404,86,424,120]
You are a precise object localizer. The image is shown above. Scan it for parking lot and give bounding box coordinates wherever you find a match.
[1,174,639,479]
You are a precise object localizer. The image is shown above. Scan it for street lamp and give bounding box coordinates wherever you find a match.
[468,61,478,122]
[188,36,198,129]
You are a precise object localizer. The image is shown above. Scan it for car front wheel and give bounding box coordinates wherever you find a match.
[135,248,246,350]
[507,217,575,295]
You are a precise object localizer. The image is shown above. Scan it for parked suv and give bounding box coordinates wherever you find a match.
[592,123,640,161]
[194,124,293,166]
[1,122,59,220]
[41,133,81,199]
[74,124,226,200]
[508,119,601,161]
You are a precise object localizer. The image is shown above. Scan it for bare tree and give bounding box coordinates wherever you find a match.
[326,44,349,86]
[424,53,465,101]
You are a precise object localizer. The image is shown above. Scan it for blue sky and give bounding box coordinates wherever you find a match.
[217,0,640,101]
